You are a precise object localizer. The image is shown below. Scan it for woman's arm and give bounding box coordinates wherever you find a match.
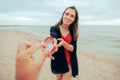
[57,38,74,52]
[50,27,74,52]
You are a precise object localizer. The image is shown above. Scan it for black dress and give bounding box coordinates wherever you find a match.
[50,26,78,77]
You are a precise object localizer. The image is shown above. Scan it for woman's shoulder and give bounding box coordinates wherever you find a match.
[50,25,59,31]
[51,25,58,28]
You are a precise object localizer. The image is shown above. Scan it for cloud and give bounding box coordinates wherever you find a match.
[80,19,120,25]
[0,0,120,25]
[12,17,33,21]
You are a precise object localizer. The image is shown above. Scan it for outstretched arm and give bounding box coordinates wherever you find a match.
[15,41,57,80]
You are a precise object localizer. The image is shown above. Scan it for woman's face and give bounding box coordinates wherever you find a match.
[62,8,76,26]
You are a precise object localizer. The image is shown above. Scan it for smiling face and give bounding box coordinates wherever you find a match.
[56,6,79,40]
[62,8,76,26]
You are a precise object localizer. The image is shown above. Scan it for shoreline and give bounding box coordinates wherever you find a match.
[1,30,119,63]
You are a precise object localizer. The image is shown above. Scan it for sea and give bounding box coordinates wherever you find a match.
[0,25,120,61]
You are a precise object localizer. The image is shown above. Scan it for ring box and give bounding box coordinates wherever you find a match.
[44,36,55,52]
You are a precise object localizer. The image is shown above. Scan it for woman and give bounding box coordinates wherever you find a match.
[50,6,79,80]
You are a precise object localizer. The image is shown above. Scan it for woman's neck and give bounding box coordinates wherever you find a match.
[60,24,69,31]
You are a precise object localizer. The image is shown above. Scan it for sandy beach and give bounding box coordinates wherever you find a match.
[0,30,120,80]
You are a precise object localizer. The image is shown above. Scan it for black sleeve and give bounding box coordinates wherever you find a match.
[70,40,78,77]
[71,40,77,55]
[50,26,60,39]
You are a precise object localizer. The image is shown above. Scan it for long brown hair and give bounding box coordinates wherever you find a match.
[55,6,79,40]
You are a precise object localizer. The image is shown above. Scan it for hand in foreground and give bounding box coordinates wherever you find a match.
[15,41,57,80]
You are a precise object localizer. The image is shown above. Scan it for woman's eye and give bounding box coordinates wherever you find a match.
[65,13,69,16]
[64,12,75,18]
[70,14,75,18]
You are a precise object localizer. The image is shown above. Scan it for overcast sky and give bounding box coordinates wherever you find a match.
[0,0,120,25]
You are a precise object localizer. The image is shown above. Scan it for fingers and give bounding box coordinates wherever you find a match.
[17,41,32,55]
[53,38,57,44]
[26,43,45,57]
[57,38,63,41]
[52,45,58,53]
[47,45,58,60]
[57,42,63,47]
[17,38,57,59]
[40,44,58,60]
[48,54,55,60]
[57,38,64,47]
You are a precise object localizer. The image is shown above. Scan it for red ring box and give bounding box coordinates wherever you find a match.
[44,36,55,52]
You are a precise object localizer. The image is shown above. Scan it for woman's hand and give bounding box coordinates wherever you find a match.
[57,38,65,47]
[57,38,74,52]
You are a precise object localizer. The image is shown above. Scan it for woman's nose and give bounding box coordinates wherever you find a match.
[66,15,71,19]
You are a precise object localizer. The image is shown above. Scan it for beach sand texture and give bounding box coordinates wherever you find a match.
[0,30,120,80]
